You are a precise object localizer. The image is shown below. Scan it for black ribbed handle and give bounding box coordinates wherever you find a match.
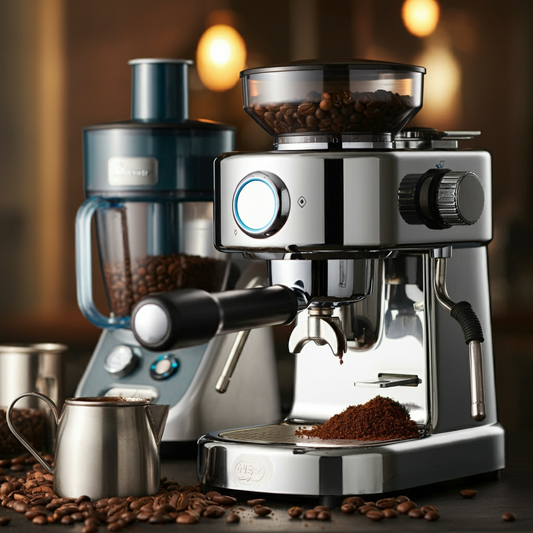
[450,301,484,344]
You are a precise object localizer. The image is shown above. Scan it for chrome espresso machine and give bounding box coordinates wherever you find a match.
[75,59,281,453]
[131,60,505,495]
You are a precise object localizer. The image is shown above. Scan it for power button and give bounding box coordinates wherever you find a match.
[233,171,290,237]
[150,355,179,380]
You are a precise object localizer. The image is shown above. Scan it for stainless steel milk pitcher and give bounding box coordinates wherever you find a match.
[7,393,169,500]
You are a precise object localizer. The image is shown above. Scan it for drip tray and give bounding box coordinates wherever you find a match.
[218,422,424,448]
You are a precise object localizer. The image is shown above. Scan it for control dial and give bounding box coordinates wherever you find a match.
[232,171,290,237]
[399,169,484,229]
[104,345,139,377]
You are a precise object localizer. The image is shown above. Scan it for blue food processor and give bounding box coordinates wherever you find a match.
[75,59,281,454]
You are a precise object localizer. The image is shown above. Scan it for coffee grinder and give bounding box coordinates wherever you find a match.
[75,59,281,453]
[131,60,505,494]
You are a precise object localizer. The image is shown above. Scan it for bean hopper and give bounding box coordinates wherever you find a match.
[75,59,281,454]
[131,60,505,496]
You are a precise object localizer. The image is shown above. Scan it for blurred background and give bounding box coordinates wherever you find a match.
[0,0,532,430]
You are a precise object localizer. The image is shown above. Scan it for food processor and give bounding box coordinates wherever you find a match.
[131,59,505,496]
[75,59,281,453]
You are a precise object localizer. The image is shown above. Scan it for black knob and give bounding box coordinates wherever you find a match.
[398,169,484,229]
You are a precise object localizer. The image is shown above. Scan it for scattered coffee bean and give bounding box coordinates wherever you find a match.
[502,512,517,522]
[82,524,99,533]
[424,511,440,521]
[408,508,424,519]
[343,496,364,507]
[382,508,398,518]
[288,506,303,518]
[0,517,11,526]
[397,500,417,514]
[253,505,272,517]
[359,504,376,514]
[33,515,49,525]
[395,495,410,504]
[317,510,331,521]
[226,512,240,523]
[460,489,477,498]
[340,503,356,514]
[376,497,396,509]
[203,505,225,519]
[176,512,198,524]
[247,498,266,507]
[303,510,318,520]
[421,504,439,513]
[366,510,385,521]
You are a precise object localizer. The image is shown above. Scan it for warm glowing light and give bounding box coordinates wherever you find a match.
[196,24,246,92]
[402,0,440,38]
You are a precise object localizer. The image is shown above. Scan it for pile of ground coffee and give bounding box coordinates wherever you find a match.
[294,396,420,441]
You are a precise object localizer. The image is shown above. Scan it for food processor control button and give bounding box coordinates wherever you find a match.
[150,355,179,380]
[233,171,290,237]
[104,345,139,377]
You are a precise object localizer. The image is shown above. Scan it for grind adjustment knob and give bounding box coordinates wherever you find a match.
[399,169,484,229]
[233,171,290,237]
[104,345,139,377]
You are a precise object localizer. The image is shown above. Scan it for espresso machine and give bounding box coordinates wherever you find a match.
[131,60,505,494]
[75,59,281,453]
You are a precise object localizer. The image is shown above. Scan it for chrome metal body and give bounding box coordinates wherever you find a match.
[7,393,169,500]
[196,140,505,497]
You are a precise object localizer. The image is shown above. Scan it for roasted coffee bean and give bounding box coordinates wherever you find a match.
[303,510,318,520]
[382,508,398,518]
[76,495,91,505]
[421,504,439,514]
[226,512,240,523]
[203,505,225,518]
[60,515,75,525]
[341,503,356,514]
[85,517,100,527]
[0,482,15,496]
[148,511,173,524]
[342,496,364,507]
[376,497,396,509]
[25,509,46,520]
[176,512,198,524]
[253,505,272,517]
[107,520,124,531]
[32,515,48,525]
[288,506,303,518]
[460,489,477,498]
[317,510,331,521]
[502,512,517,522]
[0,517,11,526]
[135,511,152,521]
[366,510,385,521]
[247,498,266,507]
[12,500,28,513]
[424,510,440,521]
[408,508,424,519]
[82,524,99,533]
[358,504,376,514]
[212,494,237,506]
[397,500,417,514]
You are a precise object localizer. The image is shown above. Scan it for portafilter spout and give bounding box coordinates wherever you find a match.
[131,285,305,351]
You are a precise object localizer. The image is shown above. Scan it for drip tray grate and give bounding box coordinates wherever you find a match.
[218,422,423,448]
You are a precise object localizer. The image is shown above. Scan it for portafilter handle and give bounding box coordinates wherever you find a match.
[131,285,301,351]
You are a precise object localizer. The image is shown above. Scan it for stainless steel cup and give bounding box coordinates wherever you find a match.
[7,393,169,500]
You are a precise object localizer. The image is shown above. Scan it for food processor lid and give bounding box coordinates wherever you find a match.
[241,59,426,77]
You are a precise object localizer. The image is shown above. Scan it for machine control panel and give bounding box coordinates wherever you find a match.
[150,354,179,380]
[104,345,139,377]
[399,169,484,230]
[232,171,290,237]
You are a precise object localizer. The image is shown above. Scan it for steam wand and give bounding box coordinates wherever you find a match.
[433,247,486,421]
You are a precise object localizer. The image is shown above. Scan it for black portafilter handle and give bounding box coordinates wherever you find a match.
[131,285,300,351]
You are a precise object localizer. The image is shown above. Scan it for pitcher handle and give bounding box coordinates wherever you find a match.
[75,196,131,330]
[6,392,59,474]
